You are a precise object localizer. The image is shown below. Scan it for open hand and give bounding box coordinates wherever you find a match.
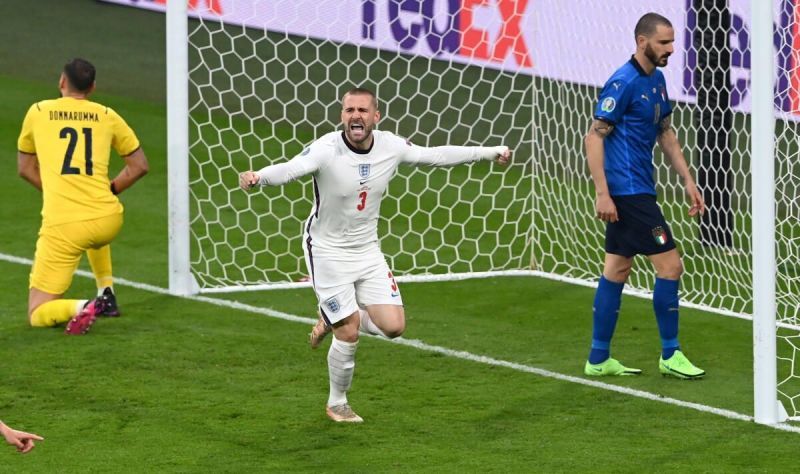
[595,194,618,222]
[685,182,705,217]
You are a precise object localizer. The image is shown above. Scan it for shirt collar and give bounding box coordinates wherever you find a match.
[629,55,650,76]
[341,131,373,155]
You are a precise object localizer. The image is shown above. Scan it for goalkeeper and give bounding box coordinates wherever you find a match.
[239,87,511,423]
[584,13,705,379]
[16,58,149,335]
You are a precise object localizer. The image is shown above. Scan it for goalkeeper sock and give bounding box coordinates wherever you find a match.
[358,309,386,337]
[30,299,88,327]
[588,276,624,364]
[327,337,358,407]
[654,277,680,360]
[87,245,113,290]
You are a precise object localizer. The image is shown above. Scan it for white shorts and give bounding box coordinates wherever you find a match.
[304,245,403,325]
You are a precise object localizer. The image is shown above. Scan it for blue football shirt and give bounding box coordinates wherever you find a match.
[593,57,673,196]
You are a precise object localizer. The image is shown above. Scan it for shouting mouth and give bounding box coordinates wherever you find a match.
[350,122,366,139]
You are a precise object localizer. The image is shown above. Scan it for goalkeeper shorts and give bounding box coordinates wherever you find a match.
[30,213,123,295]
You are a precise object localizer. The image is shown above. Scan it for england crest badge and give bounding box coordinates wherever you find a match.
[359,164,371,179]
[324,297,340,313]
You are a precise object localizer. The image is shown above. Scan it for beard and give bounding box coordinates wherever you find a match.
[644,44,669,67]
[345,122,374,145]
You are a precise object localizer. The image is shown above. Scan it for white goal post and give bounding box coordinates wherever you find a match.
[157,0,798,424]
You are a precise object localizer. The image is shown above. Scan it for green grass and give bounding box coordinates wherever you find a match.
[1,0,800,471]
[2,258,800,471]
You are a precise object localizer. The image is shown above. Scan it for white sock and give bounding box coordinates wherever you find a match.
[358,309,386,337]
[327,337,358,407]
[75,300,89,314]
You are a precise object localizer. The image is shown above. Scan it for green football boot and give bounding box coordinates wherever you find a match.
[584,358,642,376]
[659,350,705,380]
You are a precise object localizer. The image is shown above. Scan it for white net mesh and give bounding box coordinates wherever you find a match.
[187,2,534,289]
[533,1,753,313]
[182,1,800,415]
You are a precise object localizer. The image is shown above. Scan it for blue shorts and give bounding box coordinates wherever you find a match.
[605,194,676,257]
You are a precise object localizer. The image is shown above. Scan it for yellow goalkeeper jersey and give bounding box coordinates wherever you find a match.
[17,97,140,226]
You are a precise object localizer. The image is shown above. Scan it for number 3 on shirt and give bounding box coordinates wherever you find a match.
[357,191,367,211]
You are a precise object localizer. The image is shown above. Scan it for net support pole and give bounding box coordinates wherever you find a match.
[751,0,778,425]
[167,1,194,296]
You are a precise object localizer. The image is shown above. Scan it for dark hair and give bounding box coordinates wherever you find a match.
[63,58,96,92]
[342,87,378,109]
[634,13,672,39]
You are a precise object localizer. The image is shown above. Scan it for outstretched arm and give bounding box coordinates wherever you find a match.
[240,148,325,190]
[656,116,704,217]
[402,145,510,167]
[585,119,618,222]
[110,147,149,195]
[17,152,42,191]
[0,420,43,454]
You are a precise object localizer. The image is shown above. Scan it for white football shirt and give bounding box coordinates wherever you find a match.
[256,129,503,253]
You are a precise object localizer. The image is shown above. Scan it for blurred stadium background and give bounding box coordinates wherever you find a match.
[0,0,798,471]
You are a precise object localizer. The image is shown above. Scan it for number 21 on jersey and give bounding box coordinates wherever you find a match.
[60,126,93,175]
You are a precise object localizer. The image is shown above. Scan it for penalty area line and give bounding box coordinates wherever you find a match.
[0,252,797,434]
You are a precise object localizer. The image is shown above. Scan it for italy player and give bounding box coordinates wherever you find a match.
[239,87,511,422]
[583,13,706,379]
[17,58,149,334]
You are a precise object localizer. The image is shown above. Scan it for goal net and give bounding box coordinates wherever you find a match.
[186,1,534,290]
[164,0,800,419]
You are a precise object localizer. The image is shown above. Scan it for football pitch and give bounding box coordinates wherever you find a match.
[0,0,799,471]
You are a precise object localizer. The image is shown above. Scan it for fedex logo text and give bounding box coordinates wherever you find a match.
[138,0,222,14]
[362,0,533,68]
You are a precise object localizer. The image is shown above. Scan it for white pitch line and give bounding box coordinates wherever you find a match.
[2,252,798,434]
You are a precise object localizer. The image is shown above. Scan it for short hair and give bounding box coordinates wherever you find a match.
[63,58,96,93]
[342,87,378,109]
[634,13,672,39]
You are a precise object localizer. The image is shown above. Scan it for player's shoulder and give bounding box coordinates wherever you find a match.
[317,131,340,143]
[92,102,121,119]
[313,131,341,150]
[373,130,409,148]
[299,132,338,161]
[373,129,398,140]
[607,64,638,87]
[26,99,57,114]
